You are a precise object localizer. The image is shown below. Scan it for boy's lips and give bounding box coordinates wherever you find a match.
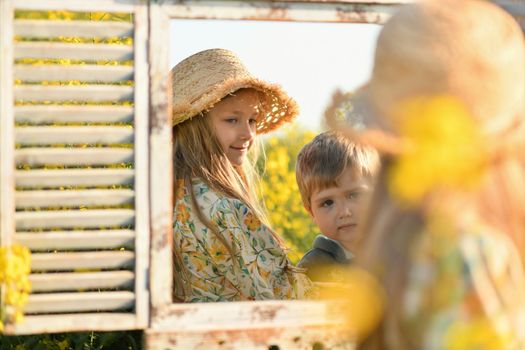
[338,223,357,231]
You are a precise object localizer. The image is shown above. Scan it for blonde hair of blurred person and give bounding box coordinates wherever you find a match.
[326,0,525,348]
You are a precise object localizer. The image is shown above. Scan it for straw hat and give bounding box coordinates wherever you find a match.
[170,48,299,134]
[327,0,525,155]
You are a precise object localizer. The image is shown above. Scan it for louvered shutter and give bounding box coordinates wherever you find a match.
[0,0,149,334]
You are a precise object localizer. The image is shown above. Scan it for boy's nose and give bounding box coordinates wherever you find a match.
[339,205,353,218]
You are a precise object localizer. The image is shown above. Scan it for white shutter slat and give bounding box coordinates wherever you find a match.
[15,19,133,38]
[16,126,134,145]
[15,209,134,230]
[15,105,134,124]
[26,291,135,313]
[14,64,133,83]
[15,148,134,166]
[15,230,135,250]
[15,85,133,102]
[30,271,135,292]
[16,189,134,208]
[16,169,134,187]
[31,251,135,271]
[14,42,133,61]
[11,313,138,334]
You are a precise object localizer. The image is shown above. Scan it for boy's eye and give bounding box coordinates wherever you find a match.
[321,199,334,207]
[348,192,360,200]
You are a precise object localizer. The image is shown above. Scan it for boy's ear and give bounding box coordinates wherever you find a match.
[304,204,313,217]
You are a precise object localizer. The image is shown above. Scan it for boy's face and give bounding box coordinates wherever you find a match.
[207,89,260,166]
[307,167,371,251]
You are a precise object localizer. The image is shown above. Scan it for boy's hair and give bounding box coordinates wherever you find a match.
[296,131,379,210]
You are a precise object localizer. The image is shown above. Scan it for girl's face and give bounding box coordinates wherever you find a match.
[207,89,260,166]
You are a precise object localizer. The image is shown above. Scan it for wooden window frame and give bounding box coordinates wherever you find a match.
[147,1,408,348]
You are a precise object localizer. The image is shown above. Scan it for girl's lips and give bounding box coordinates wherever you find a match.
[230,146,248,152]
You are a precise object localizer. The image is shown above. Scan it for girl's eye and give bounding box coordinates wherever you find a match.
[321,199,334,208]
[249,118,257,125]
[226,118,237,124]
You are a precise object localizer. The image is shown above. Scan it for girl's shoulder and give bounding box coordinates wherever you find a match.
[191,178,248,216]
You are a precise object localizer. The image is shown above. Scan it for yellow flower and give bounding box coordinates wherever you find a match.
[444,318,511,350]
[388,95,487,205]
[175,203,190,224]
[0,244,32,328]
[318,267,384,341]
[209,242,229,263]
[244,212,261,231]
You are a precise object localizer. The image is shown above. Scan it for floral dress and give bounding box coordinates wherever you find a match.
[400,225,525,349]
[173,178,313,302]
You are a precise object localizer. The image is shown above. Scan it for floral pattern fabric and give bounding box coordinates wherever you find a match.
[402,226,525,349]
[174,178,312,302]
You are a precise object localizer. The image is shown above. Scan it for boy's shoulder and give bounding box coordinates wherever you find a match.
[298,238,353,282]
[298,235,352,270]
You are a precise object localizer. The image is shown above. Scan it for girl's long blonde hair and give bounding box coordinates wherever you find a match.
[171,88,285,300]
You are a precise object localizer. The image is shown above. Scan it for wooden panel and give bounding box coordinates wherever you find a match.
[15,19,133,38]
[15,230,135,250]
[145,326,352,350]
[16,126,134,145]
[16,189,134,208]
[149,5,173,309]
[31,251,135,270]
[15,105,134,124]
[30,271,134,292]
[131,4,150,328]
[14,64,133,83]
[163,0,400,24]
[15,148,134,166]
[0,0,15,247]
[15,168,134,187]
[6,313,139,335]
[15,209,134,230]
[26,291,135,313]
[14,42,133,61]
[15,85,133,102]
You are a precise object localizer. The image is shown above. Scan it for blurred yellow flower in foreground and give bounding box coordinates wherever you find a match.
[0,244,31,331]
[444,318,511,350]
[318,266,384,341]
[388,96,487,205]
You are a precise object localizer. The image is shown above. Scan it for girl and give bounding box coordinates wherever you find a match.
[328,0,525,348]
[170,48,312,302]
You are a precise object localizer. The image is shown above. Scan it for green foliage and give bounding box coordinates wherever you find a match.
[0,331,141,350]
[260,127,318,263]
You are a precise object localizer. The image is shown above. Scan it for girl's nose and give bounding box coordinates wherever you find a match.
[240,122,256,141]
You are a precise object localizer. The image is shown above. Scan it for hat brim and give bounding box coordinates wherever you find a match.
[172,76,299,134]
[324,86,407,155]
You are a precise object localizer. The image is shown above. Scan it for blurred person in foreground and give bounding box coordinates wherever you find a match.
[327,0,525,348]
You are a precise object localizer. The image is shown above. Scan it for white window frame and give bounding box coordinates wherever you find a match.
[147,1,409,348]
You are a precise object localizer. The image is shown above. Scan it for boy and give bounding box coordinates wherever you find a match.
[296,131,378,282]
